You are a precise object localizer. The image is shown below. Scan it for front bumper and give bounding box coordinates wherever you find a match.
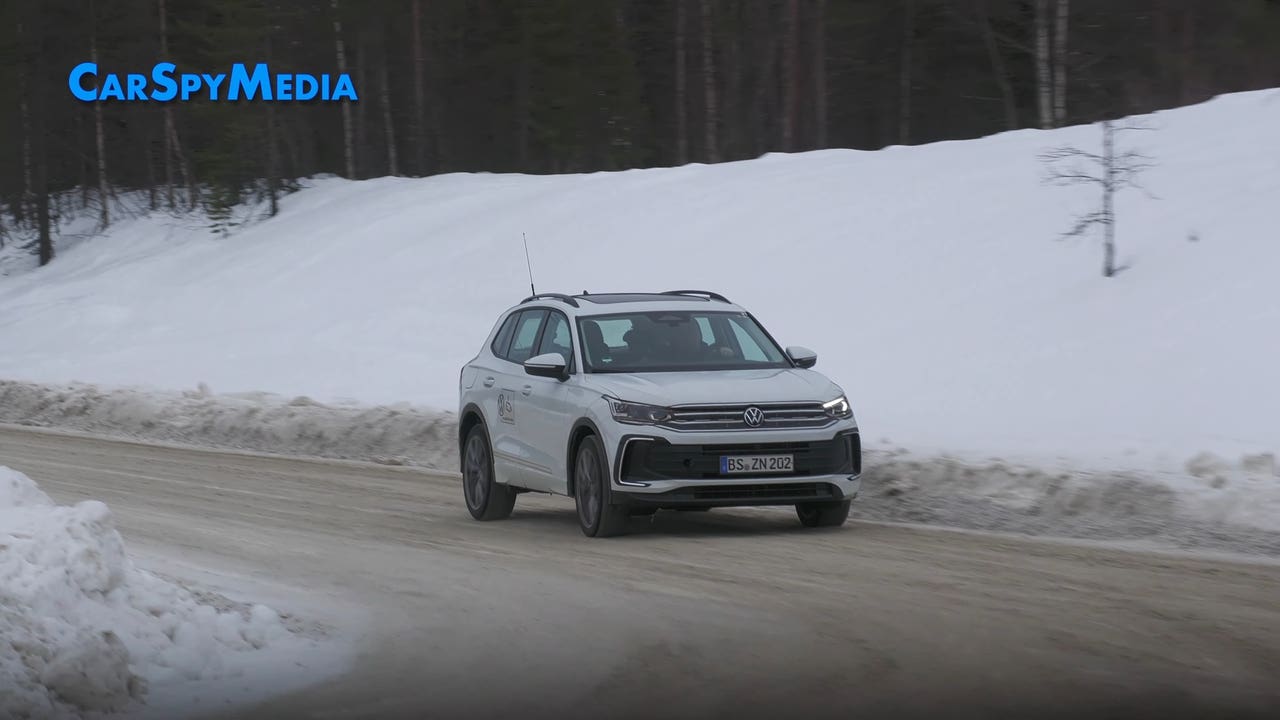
[606,424,862,508]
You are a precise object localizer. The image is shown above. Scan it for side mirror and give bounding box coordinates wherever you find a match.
[786,346,818,369]
[524,352,569,380]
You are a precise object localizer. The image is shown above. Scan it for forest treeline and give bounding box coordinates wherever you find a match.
[2,0,1278,263]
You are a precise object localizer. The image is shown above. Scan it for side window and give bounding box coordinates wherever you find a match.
[490,313,519,358]
[507,310,547,364]
[536,312,575,369]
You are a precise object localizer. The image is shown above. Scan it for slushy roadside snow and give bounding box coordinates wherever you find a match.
[0,466,346,719]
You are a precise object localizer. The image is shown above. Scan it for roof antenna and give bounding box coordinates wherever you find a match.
[522,232,536,296]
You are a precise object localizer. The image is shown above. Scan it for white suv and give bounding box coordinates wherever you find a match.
[458,291,862,537]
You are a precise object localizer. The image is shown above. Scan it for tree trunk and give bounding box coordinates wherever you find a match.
[977,0,1018,131]
[812,0,827,148]
[675,0,688,165]
[146,131,158,211]
[332,0,355,179]
[159,0,175,209]
[1053,0,1069,126]
[516,4,531,168]
[411,0,427,176]
[1178,5,1197,105]
[699,0,719,163]
[264,24,280,217]
[355,33,370,177]
[36,176,52,266]
[27,11,52,264]
[898,0,915,145]
[1101,120,1115,277]
[166,119,196,210]
[1035,0,1052,129]
[20,94,33,224]
[90,6,109,229]
[781,0,799,152]
[379,54,398,176]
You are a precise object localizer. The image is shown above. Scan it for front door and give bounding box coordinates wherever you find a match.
[518,310,579,495]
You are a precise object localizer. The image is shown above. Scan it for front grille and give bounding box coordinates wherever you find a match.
[665,403,833,431]
[620,433,859,482]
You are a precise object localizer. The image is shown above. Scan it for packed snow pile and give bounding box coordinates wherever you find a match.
[0,379,458,470]
[0,466,297,718]
[851,448,1280,554]
[5,378,1279,554]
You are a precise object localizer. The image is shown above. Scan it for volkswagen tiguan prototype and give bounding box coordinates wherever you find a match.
[458,290,862,537]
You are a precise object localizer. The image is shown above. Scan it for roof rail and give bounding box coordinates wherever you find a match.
[520,292,580,308]
[660,290,731,303]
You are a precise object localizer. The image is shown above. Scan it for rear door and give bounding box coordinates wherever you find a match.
[466,310,519,417]
[490,308,548,488]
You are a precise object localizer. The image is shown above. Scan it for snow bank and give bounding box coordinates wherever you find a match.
[0,379,457,470]
[6,378,1280,554]
[852,449,1280,555]
[0,466,300,718]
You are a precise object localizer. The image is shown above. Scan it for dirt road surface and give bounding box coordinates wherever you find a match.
[3,424,1278,720]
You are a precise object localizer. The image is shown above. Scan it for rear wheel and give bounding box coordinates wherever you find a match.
[796,499,851,528]
[574,435,629,537]
[462,425,516,521]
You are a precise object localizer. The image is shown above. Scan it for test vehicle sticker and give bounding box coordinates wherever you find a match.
[497,391,515,424]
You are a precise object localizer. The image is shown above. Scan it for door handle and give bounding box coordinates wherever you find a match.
[482,376,496,387]
[521,385,533,396]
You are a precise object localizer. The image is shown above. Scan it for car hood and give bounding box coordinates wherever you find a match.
[581,368,843,407]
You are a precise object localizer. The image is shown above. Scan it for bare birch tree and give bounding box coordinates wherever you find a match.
[899,0,915,144]
[812,0,827,148]
[699,0,718,163]
[675,0,688,165]
[332,0,355,179]
[1053,0,1070,126]
[976,0,1017,130]
[781,0,799,152]
[1040,119,1155,277]
[378,23,399,177]
[1035,0,1052,129]
[411,0,427,176]
[89,1,109,229]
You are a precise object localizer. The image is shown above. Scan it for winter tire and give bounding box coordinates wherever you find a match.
[463,425,516,521]
[796,499,851,528]
[574,435,629,537]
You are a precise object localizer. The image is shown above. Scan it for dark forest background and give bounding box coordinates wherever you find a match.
[2,0,1278,263]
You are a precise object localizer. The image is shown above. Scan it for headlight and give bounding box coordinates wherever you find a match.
[822,395,852,419]
[606,397,673,425]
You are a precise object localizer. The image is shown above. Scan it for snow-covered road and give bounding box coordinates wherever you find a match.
[3,423,1279,720]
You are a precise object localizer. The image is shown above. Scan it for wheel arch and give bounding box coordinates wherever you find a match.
[458,403,488,473]
[565,417,604,495]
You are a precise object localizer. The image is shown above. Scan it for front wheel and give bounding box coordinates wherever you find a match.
[574,435,629,537]
[462,425,516,521]
[796,499,851,528]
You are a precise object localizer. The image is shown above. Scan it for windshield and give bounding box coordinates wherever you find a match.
[577,311,790,373]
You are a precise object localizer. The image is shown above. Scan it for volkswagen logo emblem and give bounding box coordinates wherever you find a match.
[743,406,764,428]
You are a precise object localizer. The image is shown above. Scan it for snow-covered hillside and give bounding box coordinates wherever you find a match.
[1,89,1277,477]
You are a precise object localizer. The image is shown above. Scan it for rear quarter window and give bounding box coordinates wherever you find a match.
[490,313,519,358]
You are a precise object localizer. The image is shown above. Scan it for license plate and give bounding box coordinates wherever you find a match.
[720,454,794,475]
